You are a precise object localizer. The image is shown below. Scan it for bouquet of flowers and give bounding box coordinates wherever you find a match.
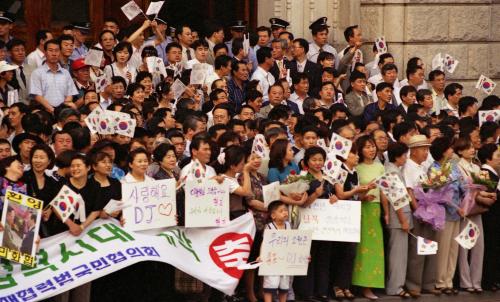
[471,170,498,192]
[279,170,315,196]
[421,161,453,190]
[460,170,496,216]
[414,161,455,231]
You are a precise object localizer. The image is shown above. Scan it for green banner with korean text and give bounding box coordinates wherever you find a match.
[0,213,256,301]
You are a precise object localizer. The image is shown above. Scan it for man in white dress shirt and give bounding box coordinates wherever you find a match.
[180,134,217,182]
[371,63,401,105]
[290,73,309,114]
[368,53,396,87]
[250,47,275,101]
[429,70,446,113]
[176,25,195,67]
[26,30,53,68]
[307,17,338,69]
[443,83,463,118]
[399,62,428,90]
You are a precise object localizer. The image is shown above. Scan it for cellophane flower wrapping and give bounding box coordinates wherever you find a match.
[471,170,498,192]
[278,171,314,195]
[279,179,310,195]
[413,184,455,231]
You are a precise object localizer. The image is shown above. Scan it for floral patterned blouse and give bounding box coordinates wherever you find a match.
[240,172,269,231]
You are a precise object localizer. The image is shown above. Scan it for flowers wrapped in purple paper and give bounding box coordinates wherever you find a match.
[413,184,455,231]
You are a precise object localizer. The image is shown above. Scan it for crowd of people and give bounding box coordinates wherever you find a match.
[0,7,498,302]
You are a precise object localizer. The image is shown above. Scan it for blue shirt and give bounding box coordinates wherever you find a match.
[148,36,173,64]
[30,64,78,107]
[70,44,89,61]
[268,162,300,184]
[430,161,466,222]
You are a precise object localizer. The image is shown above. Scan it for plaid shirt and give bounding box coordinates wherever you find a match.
[30,64,78,107]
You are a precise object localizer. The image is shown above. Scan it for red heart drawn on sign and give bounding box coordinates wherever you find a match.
[158,203,173,216]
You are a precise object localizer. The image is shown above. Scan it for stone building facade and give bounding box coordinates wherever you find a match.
[258,0,500,96]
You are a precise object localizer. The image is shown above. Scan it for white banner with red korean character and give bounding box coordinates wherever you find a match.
[0,213,256,300]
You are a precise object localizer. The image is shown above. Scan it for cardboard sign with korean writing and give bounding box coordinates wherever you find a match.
[122,179,177,231]
[185,179,230,227]
[259,229,312,276]
[298,199,361,242]
[0,190,43,267]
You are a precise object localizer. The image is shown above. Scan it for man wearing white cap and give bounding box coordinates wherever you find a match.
[403,135,440,297]
[0,60,18,105]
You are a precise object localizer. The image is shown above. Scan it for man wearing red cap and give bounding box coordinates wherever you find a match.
[71,58,94,107]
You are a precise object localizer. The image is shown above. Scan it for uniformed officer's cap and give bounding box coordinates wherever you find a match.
[269,18,289,29]
[309,17,329,31]
[229,20,247,31]
[155,16,168,25]
[72,22,91,34]
[0,11,14,24]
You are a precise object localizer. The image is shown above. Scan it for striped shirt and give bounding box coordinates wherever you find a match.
[227,77,247,113]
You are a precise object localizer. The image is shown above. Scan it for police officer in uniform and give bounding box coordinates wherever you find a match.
[269,17,290,39]
[0,11,15,44]
[70,22,90,61]
[225,20,257,73]
[307,17,338,69]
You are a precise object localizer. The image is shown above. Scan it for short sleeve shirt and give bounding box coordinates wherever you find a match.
[402,158,427,190]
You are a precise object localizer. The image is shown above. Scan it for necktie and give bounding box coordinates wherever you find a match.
[19,66,26,86]
[391,93,398,106]
[186,48,192,61]
[319,46,324,53]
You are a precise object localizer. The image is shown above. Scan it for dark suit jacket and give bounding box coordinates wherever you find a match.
[397,104,408,119]
[269,59,292,82]
[20,228,34,255]
[480,167,500,212]
[289,59,322,97]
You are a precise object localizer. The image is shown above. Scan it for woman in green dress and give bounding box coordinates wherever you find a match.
[351,135,389,300]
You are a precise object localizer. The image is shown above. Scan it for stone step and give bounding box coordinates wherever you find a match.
[296,290,500,302]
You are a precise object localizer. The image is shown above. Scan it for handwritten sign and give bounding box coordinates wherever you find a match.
[258,229,312,276]
[122,179,177,231]
[0,190,43,267]
[298,199,361,242]
[262,181,281,208]
[185,179,230,227]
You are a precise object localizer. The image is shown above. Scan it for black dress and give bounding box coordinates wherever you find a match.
[481,168,500,289]
[86,176,122,211]
[23,170,64,237]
